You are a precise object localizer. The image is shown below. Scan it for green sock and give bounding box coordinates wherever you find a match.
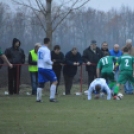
[113,85,120,95]
[108,82,116,89]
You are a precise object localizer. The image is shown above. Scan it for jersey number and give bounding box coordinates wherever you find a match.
[102,58,108,65]
[125,59,129,67]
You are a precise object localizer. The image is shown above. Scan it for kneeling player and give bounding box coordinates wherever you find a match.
[88,78,112,100]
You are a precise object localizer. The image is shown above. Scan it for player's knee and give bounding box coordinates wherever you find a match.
[38,83,44,88]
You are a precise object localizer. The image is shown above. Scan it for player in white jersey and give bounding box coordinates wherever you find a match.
[36,38,58,102]
[88,78,112,100]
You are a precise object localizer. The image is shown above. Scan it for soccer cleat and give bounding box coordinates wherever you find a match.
[49,99,58,103]
[36,100,43,103]
[113,96,117,100]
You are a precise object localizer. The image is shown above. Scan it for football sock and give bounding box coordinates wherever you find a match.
[37,88,42,100]
[50,85,56,99]
[108,82,116,89]
[113,85,119,95]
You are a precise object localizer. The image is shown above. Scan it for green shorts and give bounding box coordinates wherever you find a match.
[101,72,115,82]
[118,70,134,84]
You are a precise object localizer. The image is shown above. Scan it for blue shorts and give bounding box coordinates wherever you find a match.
[38,68,57,83]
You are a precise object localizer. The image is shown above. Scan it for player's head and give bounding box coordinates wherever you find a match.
[101,42,108,50]
[123,47,129,53]
[53,45,61,54]
[44,38,50,46]
[95,84,101,93]
[103,52,109,57]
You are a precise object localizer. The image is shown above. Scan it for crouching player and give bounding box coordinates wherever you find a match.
[113,47,134,99]
[36,38,58,103]
[88,78,112,100]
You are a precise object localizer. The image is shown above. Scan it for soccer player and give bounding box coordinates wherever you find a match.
[88,78,112,100]
[97,52,117,90]
[113,47,134,98]
[36,38,58,102]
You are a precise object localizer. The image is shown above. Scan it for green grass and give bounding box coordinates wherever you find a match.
[1,93,134,134]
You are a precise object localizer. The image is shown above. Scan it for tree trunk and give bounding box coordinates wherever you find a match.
[46,0,52,49]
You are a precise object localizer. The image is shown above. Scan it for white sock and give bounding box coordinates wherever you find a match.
[37,88,42,101]
[50,85,56,99]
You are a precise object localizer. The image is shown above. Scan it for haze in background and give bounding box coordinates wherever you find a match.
[1,0,134,12]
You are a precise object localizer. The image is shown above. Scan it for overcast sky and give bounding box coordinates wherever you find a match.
[1,0,134,12]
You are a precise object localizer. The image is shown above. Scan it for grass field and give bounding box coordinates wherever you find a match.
[0,91,134,134]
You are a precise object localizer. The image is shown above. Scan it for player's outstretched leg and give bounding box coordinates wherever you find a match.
[50,81,58,102]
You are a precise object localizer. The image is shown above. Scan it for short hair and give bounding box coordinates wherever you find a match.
[126,39,132,44]
[102,41,108,46]
[35,43,41,48]
[95,84,101,93]
[54,45,60,50]
[71,47,77,51]
[44,38,50,44]
[123,47,129,52]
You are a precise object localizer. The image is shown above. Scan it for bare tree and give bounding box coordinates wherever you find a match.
[11,0,90,48]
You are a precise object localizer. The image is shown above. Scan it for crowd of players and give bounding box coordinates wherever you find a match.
[0,38,134,102]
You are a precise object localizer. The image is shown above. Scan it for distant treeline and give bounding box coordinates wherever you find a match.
[0,3,133,54]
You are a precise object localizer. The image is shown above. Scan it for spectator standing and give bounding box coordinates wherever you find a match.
[82,40,102,87]
[123,39,134,56]
[109,44,122,82]
[101,42,110,56]
[63,47,82,95]
[28,43,41,95]
[51,45,64,95]
[5,38,25,95]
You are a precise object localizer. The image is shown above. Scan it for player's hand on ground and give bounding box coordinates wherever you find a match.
[87,61,91,66]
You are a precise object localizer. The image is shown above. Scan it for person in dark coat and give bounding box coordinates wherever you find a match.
[5,38,25,95]
[101,42,110,56]
[63,47,82,95]
[82,40,102,87]
[51,45,64,95]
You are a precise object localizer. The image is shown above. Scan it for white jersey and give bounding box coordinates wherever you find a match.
[88,78,111,100]
[37,45,53,69]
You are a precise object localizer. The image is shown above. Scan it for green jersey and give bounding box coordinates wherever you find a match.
[0,48,3,56]
[118,54,134,71]
[97,56,116,73]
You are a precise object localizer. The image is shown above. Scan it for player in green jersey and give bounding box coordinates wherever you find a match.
[113,47,134,99]
[97,52,117,90]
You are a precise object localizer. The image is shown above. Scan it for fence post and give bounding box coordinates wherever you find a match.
[16,64,19,94]
[80,65,83,93]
